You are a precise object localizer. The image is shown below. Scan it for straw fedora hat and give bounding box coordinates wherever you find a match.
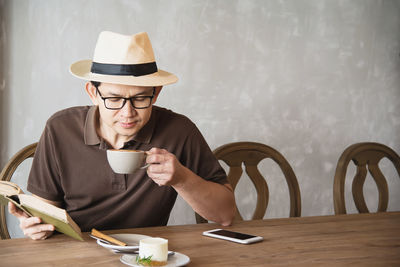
[70,31,178,87]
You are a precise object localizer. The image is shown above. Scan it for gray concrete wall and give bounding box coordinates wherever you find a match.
[1,0,399,237]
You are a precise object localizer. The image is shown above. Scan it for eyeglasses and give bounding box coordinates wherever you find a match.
[95,87,156,110]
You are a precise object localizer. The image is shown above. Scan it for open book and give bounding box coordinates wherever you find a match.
[0,181,83,241]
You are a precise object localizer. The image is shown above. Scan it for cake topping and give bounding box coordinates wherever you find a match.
[136,237,168,266]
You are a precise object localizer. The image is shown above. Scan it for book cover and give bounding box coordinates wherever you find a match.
[0,181,83,241]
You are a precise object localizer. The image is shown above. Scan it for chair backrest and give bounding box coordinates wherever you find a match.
[0,143,37,239]
[333,142,400,215]
[196,141,301,223]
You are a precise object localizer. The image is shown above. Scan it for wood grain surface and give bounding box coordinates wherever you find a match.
[0,212,399,266]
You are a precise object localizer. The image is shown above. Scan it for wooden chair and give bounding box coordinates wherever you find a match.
[196,142,301,223]
[333,142,400,215]
[0,143,37,239]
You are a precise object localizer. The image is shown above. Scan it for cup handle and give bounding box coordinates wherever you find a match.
[141,152,150,169]
[140,163,150,169]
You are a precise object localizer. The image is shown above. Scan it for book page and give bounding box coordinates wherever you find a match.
[18,194,67,222]
[0,181,22,196]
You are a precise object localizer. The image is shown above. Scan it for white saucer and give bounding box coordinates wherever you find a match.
[120,252,190,267]
[96,233,150,251]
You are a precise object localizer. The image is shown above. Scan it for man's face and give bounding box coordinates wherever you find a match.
[88,82,159,141]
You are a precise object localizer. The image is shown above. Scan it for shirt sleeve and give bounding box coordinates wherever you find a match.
[27,123,64,202]
[181,125,228,185]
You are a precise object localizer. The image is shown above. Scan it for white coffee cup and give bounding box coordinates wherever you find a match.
[106,149,149,174]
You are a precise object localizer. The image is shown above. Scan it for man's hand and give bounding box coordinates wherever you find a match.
[146,147,188,186]
[8,202,55,240]
[145,147,235,226]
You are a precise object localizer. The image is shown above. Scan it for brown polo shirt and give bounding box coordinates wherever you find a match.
[27,105,227,231]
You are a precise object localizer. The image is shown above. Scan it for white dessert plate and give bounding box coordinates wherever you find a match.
[96,233,150,251]
[120,252,190,267]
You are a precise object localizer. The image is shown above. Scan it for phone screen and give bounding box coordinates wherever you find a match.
[211,229,256,240]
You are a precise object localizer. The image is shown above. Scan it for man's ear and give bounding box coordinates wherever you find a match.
[152,86,163,104]
[85,82,99,105]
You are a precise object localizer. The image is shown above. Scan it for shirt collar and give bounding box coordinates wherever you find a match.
[84,105,157,146]
[84,105,101,145]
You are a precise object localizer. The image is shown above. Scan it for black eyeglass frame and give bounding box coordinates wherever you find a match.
[95,86,156,110]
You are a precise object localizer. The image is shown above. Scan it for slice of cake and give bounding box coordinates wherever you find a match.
[136,237,168,266]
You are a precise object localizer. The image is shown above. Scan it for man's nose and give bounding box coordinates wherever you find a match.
[120,99,136,116]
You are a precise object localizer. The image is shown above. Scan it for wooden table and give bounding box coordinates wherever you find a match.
[0,212,399,266]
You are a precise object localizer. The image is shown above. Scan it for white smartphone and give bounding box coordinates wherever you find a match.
[202,229,263,244]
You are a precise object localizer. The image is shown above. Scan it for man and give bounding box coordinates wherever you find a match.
[9,31,235,240]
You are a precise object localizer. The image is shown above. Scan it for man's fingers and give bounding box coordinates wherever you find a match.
[22,223,54,238]
[29,232,47,240]
[147,147,168,155]
[147,170,173,186]
[8,202,29,219]
[9,202,55,240]
[29,230,53,240]
[19,216,42,229]
[147,147,158,154]
[148,162,168,173]
[8,202,19,214]
[147,153,171,165]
